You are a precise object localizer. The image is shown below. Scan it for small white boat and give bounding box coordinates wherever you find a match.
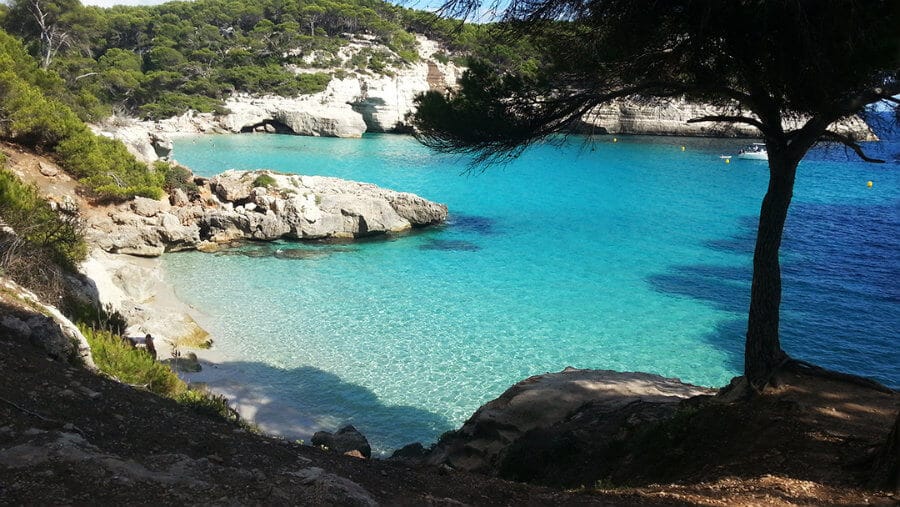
[737,143,768,160]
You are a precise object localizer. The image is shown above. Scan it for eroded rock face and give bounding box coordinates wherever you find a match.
[0,278,95,369]
[577,97,877,139]
[419,368,713,477]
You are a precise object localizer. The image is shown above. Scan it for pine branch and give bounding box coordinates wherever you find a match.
[821,130,885,163]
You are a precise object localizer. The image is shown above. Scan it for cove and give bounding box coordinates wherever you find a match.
[164,133,899,454]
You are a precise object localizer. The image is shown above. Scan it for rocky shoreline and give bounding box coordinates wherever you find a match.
[88,169,448,257]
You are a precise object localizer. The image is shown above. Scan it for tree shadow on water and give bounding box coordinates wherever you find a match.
[189,361,452,455]
[647,201,899,388]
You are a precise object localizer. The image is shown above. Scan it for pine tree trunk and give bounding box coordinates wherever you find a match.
[744,150,798,389]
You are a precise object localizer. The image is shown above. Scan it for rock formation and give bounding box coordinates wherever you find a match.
[312,425,372,459]
[0,277,95,369]
[414,367,713,477]
[576,97,877,140]
[86,169,448,257]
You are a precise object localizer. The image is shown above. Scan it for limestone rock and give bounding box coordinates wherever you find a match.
[311,425,372,459]
[38,161,59,177]
[274,107,367,138]
[0,278,95,369]
[131,196,170,218]
[150,132,173,159]
[577,97,878,140]
[156,213,200,251]
[169,188,190,207]
[211,171,254,202]
[423,368,713,475]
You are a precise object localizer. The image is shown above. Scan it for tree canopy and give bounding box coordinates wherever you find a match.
[0,0,536,121]
[412,0,900,390]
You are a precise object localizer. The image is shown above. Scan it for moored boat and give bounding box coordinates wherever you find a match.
[737,142,768,160]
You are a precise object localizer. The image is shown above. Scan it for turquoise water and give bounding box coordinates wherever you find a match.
[165,133,899,454]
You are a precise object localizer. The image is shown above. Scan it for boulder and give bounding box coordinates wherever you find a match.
[385,192,450,226]
[169,188,190,207]
[311,425,372,459]
[132,196,170,218]
[274,107,367,138]
[156,213,200,251]
[423,368,713,476]
[289,467,377,507]
[211,171,254,202]
[38,161,59,177]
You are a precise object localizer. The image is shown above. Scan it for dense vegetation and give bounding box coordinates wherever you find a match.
[0,29,165,199]
[0,0,539,121]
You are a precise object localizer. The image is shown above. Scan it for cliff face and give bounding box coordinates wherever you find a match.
[95,35,875,164]
[576,98,877,140]
[99,34,462,161]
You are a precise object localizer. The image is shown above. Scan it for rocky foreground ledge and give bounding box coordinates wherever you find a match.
[394,368,714,478]
[89,169,448,257]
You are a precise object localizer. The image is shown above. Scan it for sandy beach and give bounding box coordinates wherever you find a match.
[82,248,332,442]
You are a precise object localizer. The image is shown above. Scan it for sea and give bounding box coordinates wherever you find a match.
[164,127,899,455]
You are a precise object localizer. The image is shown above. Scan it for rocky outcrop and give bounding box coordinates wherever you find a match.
[0,277,95,369]
[91,123,176,164]
[86,170,447,257]
[576,97,877,140]
[312,425,372,459]
[416,367,713,477]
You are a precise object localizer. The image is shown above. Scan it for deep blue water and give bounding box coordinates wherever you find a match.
[164,131,899,454]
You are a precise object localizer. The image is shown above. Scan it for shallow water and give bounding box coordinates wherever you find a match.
[165,132,899,454]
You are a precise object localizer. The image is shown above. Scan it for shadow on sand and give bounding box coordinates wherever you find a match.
[186,360,452,455]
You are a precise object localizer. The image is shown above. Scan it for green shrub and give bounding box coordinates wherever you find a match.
[0,168,87,269]
[176,388,241,423]
[252,173,277,188]
[432,52,450,65]
[79,323,251,428]
[80,325,185,397]
[156,161,198,194]
[55,131,164,200]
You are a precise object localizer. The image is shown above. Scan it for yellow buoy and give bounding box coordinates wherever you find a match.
[613,137,618,143]
[681,146,686,151]
[867,180,873,188]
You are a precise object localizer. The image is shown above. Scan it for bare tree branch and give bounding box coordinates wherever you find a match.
[821,130,885,163]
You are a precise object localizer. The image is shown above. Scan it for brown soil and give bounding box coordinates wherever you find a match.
[2,310,895,506]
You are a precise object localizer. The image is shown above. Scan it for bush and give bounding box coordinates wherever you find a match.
[79,323,251,428]
[138,92,223,120]
[156,161,198,194]
[176,388,241,423]
[0,168,87,270]
[55,131,164,200]
[252,173,277,188]
[80,325,185,396]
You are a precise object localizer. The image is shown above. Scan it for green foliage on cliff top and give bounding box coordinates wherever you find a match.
[0,0,541,121]
[0,28,163,200]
